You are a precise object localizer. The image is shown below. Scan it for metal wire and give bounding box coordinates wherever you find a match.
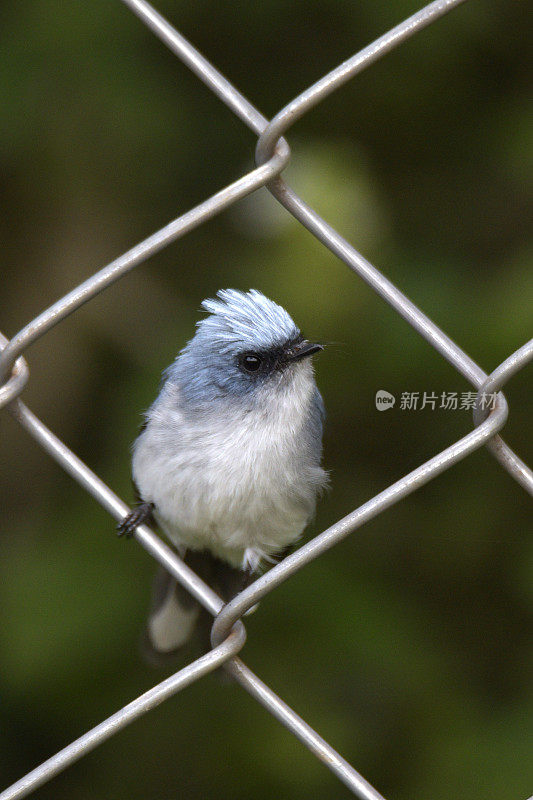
[0,0,531,798]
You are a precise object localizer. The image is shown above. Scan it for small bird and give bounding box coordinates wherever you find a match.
[118,288,327,659]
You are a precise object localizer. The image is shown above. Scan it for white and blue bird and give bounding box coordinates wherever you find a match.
[118,289,327,657]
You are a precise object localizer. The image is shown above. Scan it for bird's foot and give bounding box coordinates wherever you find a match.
[117,502,154,538]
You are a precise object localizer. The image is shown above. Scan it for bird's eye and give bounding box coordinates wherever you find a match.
[240,353,263,373]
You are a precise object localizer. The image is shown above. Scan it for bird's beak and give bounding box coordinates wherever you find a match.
[283,340,324,363]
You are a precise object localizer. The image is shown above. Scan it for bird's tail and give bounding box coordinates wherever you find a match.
[141,551,250,666]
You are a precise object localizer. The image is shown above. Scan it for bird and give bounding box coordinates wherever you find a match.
[118,288,327,660]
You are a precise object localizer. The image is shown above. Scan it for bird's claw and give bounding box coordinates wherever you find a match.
[117,502,154,538]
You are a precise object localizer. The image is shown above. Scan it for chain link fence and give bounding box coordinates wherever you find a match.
[1,0,532,798]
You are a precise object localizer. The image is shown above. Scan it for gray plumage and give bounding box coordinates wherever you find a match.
[121,289,327,657]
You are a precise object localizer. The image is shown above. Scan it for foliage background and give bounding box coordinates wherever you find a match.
[0,1,531,798]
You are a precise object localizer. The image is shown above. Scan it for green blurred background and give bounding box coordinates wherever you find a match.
[1,1,531,798]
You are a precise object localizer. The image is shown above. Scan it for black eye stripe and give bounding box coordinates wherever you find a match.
[237,335,305,376]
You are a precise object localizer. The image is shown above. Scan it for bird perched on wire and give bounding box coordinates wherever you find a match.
[118,288,327,660]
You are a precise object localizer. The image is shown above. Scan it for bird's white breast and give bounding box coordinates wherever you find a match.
[132,362,326,570]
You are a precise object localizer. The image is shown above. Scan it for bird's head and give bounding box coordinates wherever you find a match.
[169,289,323,408]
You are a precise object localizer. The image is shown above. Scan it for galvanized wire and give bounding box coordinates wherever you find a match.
[0,0,531,798]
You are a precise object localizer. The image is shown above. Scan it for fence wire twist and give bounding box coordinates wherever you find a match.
[1,0,532,798]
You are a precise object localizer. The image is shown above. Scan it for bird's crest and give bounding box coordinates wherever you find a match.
[196,289,299,351]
